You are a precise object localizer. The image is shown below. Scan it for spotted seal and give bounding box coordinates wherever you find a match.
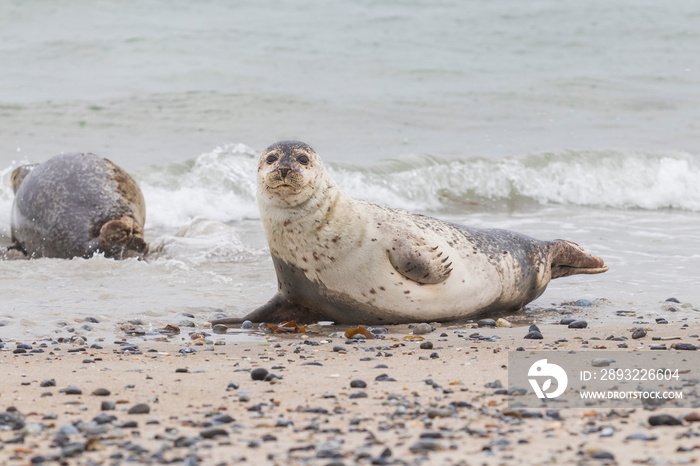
[215,140,608,325]
[8,153,148,259]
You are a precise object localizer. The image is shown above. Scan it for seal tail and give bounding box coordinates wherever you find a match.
[550,240,608,279]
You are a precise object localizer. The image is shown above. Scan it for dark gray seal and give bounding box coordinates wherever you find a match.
[9,153,148,259]
[213,140,608,325]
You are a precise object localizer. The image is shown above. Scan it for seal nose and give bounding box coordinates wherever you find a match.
[279,167,291,179]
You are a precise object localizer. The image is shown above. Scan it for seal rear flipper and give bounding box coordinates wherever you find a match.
[210,293,327,326]
[550,240,609,279]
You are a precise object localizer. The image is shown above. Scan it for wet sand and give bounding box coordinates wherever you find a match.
[1,305,699,465]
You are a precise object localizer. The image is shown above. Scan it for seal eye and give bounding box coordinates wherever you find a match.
[297,155,310,165]
[266,154,278,164]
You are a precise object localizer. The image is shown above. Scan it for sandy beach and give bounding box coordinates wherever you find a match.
[1,303,698,465]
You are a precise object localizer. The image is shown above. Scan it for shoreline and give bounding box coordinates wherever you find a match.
[1,308,699,465]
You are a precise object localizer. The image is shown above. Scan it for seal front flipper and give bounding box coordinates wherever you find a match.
[210,293,327,326]
[387,237,453,284]
[550,240,609,279]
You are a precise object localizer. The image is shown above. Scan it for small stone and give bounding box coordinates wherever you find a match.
[349,392,368,399]
[477,319,496,328]
[40,379,56,387]
[92,413,117,425]
[419,341,433,350]
[412,323,434,335]
[673,343,697,351]
[226,382,240,390]
[631,328,647,339]
[591,358,614,367]
[332,346,346,353]
[649,344,667,350]
[350,379,367,388]
[241,320,253,329]
[212,324,228,334]
[375,373,396,382]
[496,318,511,328]
[101,401,116,411]
[568,320,588,329]
[251,368,269,381]
[648,414,682,426]
[91,388,111,396]
[528,324,540,333]
[574,299,594,307]
[200,427,228,439]
[591,451,615,460]
[429,352,439,359]
[524,331,543,340]
[655,318,668,324]
[175,368,189,373]
[684,412,700,422]
[62,386,82,395]
[128,403,150,415]
[560,318,576,325]
[666,297,680,303]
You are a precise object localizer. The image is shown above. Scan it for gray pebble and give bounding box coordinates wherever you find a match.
[560,318,576,325]
[568,320,588,329]
[127,403,151,415]
[650,344,667,350]
[655,318,668,324]
[350,379,367,388]
[648,414,682,426]
[591,451,615,460]
[413,323,434,335]
[62,386,82,395]
[674,343,697,351]
[632,328,647,339]
[251,368,269,381]
[241,320,253,329]
[101,401,116,411]
[528,324,540,333]
[212,324,228,334]
[420,341,433,350]
[477,319,496,328]
[574,299,594,307]
[200,427,229,439]
[524,331,543,339]
[91,388,111,396]
[178,320,196,328]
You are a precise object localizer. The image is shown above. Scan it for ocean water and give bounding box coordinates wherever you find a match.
[1,1,698,340]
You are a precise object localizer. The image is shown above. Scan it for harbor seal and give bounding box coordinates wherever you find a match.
[216,140,608,325]
[8,153,148,259]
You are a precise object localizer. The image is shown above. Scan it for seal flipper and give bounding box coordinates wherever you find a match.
[210,293,327,326]
[387,237,453,284]
[550,240,609,279]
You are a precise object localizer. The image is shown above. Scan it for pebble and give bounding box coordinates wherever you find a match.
[101,401,116,411]
[477,319,496,328]
[672,343,697,350]
[574,299,594,307]
[655,318,668,324]
[591,451,615,460]
[91,388,111,396]
[212,324,228,334]
[128,403,151,415]
[560,318,576,325]
[226,382,240,390]
[62,386,82,395]
[631,327,647,339]
[350,380,367,388]
[648,414,682,426]
[568,320,588,329]
[200,427,229,439]
[496,318,511,328]
[528,324,540,333]
[591,358,614,367]
[419,341,433,350]
[40,379,56,387]
[524,331,543,340]
[412,323,434,335]
[251,368,269,381]
[241,320,253,329]
[684,412,700,422]
[649,344,667,350]
[332,346,346,353]
[375,374,396,382]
